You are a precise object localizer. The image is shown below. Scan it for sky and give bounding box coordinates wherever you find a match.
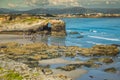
[0,0,120,10]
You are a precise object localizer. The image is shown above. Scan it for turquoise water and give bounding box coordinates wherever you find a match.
[29,18,120,48]
[62,18,120,47]
[48,18,120,80]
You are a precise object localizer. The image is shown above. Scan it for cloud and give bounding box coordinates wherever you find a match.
[24,0,49,7]
[5,0,120,10]
[24,0,81,8]
[48,0,80,7]
[106,1,110,4]
[22,0,120,8]
[24,0,37,6]
[8,3,17,8]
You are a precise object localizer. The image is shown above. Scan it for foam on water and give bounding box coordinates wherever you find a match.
[86,41,103,45]
[88,35,120,42]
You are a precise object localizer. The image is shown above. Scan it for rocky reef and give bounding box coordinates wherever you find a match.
[0,42,119,80]
[0,15,66,36]
[79,45,119,56]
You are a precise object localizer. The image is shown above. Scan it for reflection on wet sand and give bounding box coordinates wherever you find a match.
[24,34,66,46]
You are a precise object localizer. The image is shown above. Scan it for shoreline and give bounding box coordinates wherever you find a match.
[52,69,87,80]
[0,34,120,80]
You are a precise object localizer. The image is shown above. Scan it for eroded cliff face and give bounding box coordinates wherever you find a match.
[50,20,66,36]
[0,15,66,36]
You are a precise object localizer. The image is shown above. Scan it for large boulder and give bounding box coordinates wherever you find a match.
[50,20,66,36]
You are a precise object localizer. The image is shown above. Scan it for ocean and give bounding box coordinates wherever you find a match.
[51,18,120,47]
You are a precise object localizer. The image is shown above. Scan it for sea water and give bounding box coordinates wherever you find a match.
[61,18,120,47]
[49,18,120,80]
[25,18,120,48]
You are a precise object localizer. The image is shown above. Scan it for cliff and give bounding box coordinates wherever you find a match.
[0,15,66,36]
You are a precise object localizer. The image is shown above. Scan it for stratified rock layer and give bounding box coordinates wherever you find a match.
[50,20,66,36]
[0,15,66,36]
[80,45,119,56]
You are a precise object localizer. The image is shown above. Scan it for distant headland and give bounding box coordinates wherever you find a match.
[0,7,120,18]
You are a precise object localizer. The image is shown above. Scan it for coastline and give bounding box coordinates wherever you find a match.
[0,34,120,80]
[0,16,120,80]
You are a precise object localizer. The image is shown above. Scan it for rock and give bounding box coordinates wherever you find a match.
[39,64,50,68]
[1,19,48,32]
[0,45,7,48]
[67,64,82,68]
[24,61,39,68]
[80,48,91,56]
[82,61,93,68]
[0,16,67,36]
[81,45,119,56]
[104,67,117,73]
[88,58,99,62]
[57,65,76,71]
[91,63,101,68]
[99,58,113,64]
[40,54,49,59]
[77,35,84,38]
[69,32,79,34]
[42,68,53,75]
[65,52,76,57]
[50,20,66,36]
[57,74,69,80]
[89,75,94,78]
[111,44,120,47]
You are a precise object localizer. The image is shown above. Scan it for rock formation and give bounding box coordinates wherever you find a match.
[0,15,66,36]
[50,20,66,36]
[80,45,119,56]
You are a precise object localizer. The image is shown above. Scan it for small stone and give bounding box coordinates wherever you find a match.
[89,75,94,78]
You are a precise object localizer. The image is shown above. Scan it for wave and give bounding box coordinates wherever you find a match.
[86,41,103,45]
[66,30,72,32]
[89,30,97,33]
[88,35,120,41]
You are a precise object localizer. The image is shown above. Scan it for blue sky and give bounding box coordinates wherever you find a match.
[0,0,120,10]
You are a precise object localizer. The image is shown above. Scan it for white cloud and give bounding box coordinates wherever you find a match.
[8,3,17,8]
[48,0,80,7]
[24,0,49,7]
[24,0,37,6]
[7,0,120,10]
[106,1,110,4]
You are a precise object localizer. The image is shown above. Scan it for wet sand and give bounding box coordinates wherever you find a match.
[0,34,33,44]
[52,69,87,80]
[39,58,83,64]
[39,58,87,79]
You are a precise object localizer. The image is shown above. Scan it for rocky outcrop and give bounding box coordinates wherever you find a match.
[98,58,113,63]
[1,20,48,32]
[0,16,66,36]
[49,20,66,36]
[104,67,117,73]
[80,45,119,56]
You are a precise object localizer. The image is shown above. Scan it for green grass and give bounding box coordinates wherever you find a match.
[0,67,23,80]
